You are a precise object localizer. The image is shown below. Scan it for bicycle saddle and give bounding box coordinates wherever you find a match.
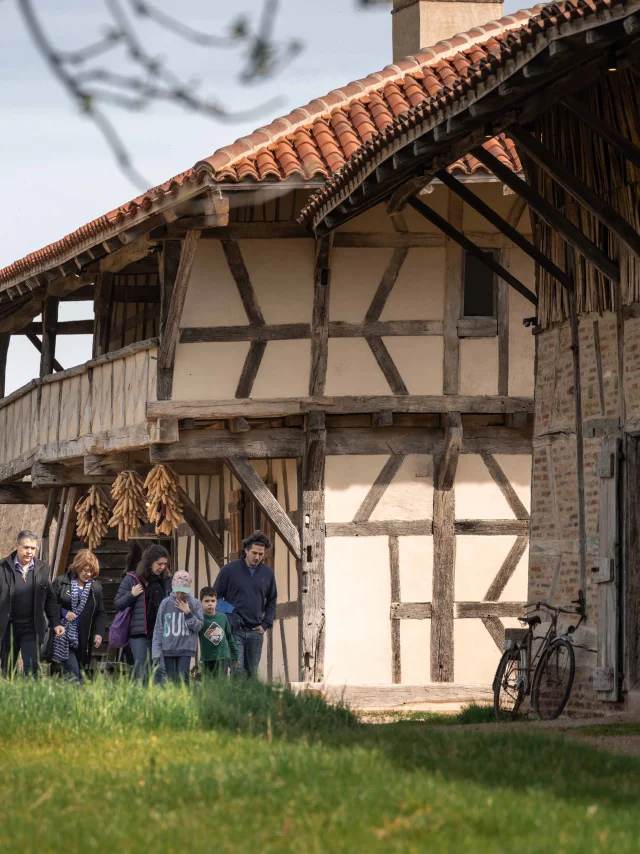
[520,615,541,627]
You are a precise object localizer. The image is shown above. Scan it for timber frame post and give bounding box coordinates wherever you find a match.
[92,273,113,359]
[299,410,327,682]
[157,231,201,399]
[39,295,59,377]
[0,332,10,398]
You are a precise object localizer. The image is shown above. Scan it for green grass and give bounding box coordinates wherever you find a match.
[364,702,496,725]
[1,678,640,853]
[573,722,640,737]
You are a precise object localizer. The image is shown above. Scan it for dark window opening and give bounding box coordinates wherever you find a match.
[463,251,496,317]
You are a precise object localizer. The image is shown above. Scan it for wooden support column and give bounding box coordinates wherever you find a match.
[431,413,462,682]
[52,487,79,576]
[0,333,10,398]
[300,411,327,682]
[26,333,63,372]
[39,295,59,377]
[309,235,332,396]
[157,231,201,399]
[38,488,59,565]
[497,253,509,397]
[93,273,114,359]
[443,191,463,394]
[178,485,224,567]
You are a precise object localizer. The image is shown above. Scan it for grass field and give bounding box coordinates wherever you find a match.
[1,678,640,853]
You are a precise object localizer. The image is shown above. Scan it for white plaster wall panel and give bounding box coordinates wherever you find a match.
[454,619,500,684]
[494,454,532,514]
[251,340,310,398]
[379,248,446,321]
[462,183,512,232]
[325,339,391,396]
[240,239,314,323]
[400,620,431,683]
[181,241,248,327]
[454,535,516,602]
[383,337,444,395]
[459,338,499,396]
[401,186,448,232]
[172,341,249,400]
[337,203,397,233]
[508,249,536,397]
[398,536,433,602]
[325,536,391,683]
[370,454,434,522]
[325,455,387,523]
[330,248,394,321]
[455,455,513,519]
[499,542,529,602]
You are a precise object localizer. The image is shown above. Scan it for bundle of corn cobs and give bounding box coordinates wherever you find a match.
[75,486,110,551]
[144,464,183,535]
[109,470,148,542]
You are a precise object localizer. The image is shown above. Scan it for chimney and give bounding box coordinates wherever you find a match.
[392,0,504,62]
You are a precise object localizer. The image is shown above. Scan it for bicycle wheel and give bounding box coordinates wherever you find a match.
[493,651,524,722]
[531,637,575,720]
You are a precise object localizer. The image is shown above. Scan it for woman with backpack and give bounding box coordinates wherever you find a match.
[113,544,171,681]
[52,549,107,681]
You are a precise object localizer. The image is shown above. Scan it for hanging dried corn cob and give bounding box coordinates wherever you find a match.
[109,470,148,542]
[144,464,183,536]
[75,486,110,551]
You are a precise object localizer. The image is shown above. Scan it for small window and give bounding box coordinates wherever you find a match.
[463,251,496,318]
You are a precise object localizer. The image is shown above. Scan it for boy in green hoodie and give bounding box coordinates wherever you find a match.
[199,587,239,678]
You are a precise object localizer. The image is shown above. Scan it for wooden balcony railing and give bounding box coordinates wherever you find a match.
[0,339,158,470]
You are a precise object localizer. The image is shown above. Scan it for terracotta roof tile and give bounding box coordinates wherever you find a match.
[0,3,549,290]
[299,0,620,229]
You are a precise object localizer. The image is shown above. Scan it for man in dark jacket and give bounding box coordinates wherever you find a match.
[0,530,64,676]
[214,531,277,678]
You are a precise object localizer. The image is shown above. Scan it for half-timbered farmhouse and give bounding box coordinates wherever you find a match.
[302,0,640,713]
[0,0,546,707]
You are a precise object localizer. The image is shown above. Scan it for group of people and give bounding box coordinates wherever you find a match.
[0,529,277,683]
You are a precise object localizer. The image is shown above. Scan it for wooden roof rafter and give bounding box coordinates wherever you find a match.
[301,3,640,237]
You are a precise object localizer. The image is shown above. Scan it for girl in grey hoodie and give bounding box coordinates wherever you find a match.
[152,571,203,684]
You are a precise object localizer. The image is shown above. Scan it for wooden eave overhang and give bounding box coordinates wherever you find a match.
[300,0,640,237]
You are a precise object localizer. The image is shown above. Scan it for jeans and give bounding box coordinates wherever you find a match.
[1,622,39,677]
[128,636,167,683]
[63,648,82,683]
[234,628,264,678]
[164,655,191,684]
[202,658,230,678]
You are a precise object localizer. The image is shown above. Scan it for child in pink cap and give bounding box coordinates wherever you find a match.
[151,570,203,683]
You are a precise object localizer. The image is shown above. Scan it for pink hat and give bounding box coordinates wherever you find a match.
[172,570,192,593]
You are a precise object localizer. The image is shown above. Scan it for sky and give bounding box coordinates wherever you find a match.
[0,0,522,393]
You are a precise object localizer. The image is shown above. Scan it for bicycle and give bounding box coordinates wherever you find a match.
[493,590,586,722]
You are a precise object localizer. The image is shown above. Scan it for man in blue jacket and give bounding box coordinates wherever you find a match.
[214,531,277,678]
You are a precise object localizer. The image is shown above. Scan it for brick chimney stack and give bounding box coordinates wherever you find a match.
[392,0,504,61]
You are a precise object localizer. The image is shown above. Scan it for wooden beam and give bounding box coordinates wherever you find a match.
[408,197,538,305]
[326,520,433,537]
[366,247,408,322]
[365,336,408,395]
[438,170,571,290]
[0,483,51,504]
[179,319,443,343]
[178,485,223,567]
[30,462,113,489]
[225,456,302,559]
[562,95,640,172]
[436,413,462,491]
[26,333,63,373]
[443,190,463,394]
[353,455,405,522]
[38,488,59,564]
[391,601,432,620]
[157,230,201,398]
[389,536,401,683]
[221,239,265,326]
[309,235,332,396]
[472,145,620,283]
[508,125,640,261]
[235,341,266,398]
[39,295,59,378]
[480,452,529,520]
[497,271,509,396]
[484,535,529,601]
[147,394,534,420]
[300,410,327,682]
[92,272,113,359]
[52,487,79,576]
[455,601,523,619]
[0,333,10,398]
[18,320,94,336]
